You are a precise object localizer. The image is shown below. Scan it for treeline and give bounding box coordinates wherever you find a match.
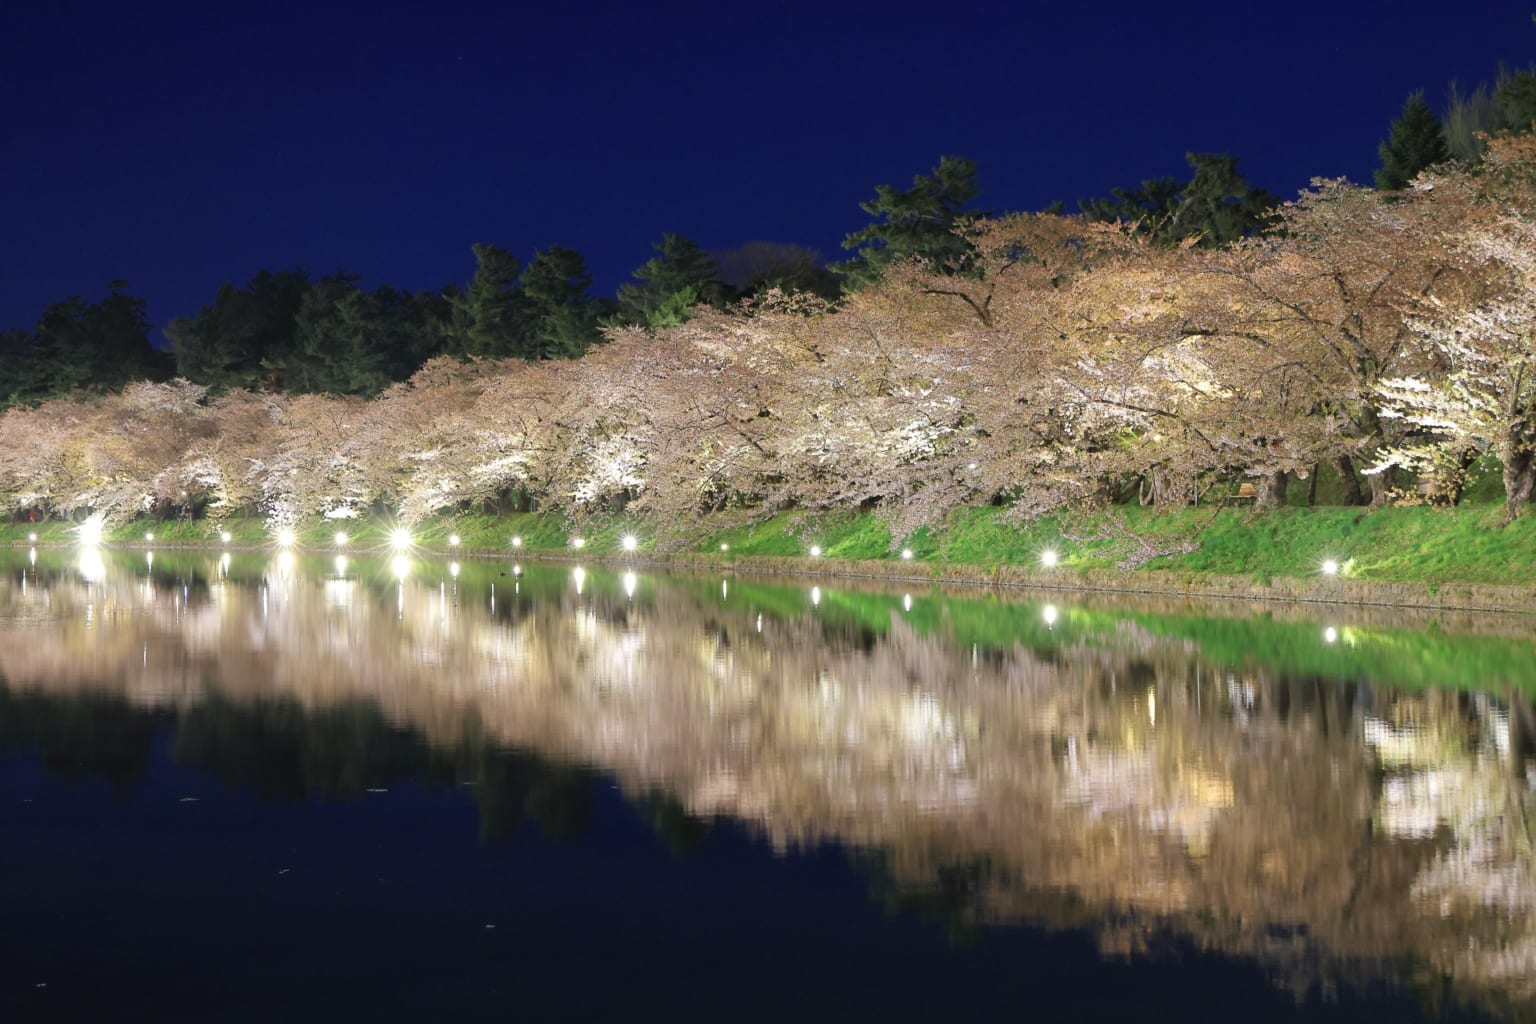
[3,134,1535,539]
[0,146,1282,408]
[0,235,837,406]
[4,63,1536,536]
[21,61,1527,408]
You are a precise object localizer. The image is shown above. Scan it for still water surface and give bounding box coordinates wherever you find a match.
[2,547,1534,1022]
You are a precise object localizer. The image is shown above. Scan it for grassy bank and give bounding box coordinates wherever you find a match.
[5,502,1534,592]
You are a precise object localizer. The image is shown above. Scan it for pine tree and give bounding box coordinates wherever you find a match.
[1492,70,1536,135]
[459,243,528,358]
[518,246,603,359]
[837,155,982,288]
[1376,92,1450,191]
[1080,153,1274,247]
[615,234,728,331]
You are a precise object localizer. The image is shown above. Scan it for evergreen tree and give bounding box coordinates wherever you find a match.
[1081,153,1274,247]
[615,234,728,331]
[1,283,169,407]
[837,155,982,288]
[457,243,528,358]
[1175,153,1277,246]
[372,285,448,381]
[1376,91,1450,190]
[517,246,604,359]
[168,269,309,390]
[1079,176,1183,237]
[0,327,51,408]
[1492,70,1536,135]
[269,273,395,396]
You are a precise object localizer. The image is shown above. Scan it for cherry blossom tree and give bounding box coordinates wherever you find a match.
[1375,136,1536,521]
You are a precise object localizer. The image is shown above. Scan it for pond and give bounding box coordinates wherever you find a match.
[1,546,1533,1022]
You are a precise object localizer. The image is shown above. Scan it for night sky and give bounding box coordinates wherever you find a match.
[4,0,1533,342]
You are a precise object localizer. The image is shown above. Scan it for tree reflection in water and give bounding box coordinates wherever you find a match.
[1,548,1533,1015]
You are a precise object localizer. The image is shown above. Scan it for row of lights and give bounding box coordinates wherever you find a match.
[59,523,1347,580]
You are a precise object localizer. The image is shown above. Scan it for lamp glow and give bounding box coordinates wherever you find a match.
[277,529,296,547]
[1040,549,1059,568]
[220,531,233,544]
[1324,626,1338,644]
[510,535,523,548]
[901,548,913,560]
[809,545,822,558]
[1042,604,1059,627]
[77,515,104,547]
[334,531,348,547]
[144,532,154,542]
[334,555,348,575]
[622,535,638,552]
[448,534,460,547]
[1321,559,1340,576]
[390,529,412,551]
[720,543,729,552]
[78,547,105,584]
[623,571,637,598]
[811,586,821,606]
[391,555,410,580]
[27,532,37,542]
[450,561,460,578]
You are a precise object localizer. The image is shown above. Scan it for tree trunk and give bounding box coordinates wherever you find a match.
[1421,447,1481,506]
[1254,470,1288,509]
[1503,448,1535,524]
[1367,467,1393,507]
[1332,455,1366,506]
[1305,464,1319,507]
[1152,467,1195,509]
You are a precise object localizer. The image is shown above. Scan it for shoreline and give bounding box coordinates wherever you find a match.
[14,537,1535,616]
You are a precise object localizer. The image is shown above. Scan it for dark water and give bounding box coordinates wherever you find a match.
[2,546,1533,1022]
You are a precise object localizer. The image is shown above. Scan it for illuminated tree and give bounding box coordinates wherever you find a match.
[1374,136,1536,520]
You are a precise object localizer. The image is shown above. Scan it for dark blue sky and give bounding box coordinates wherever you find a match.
[3,0,1533,341]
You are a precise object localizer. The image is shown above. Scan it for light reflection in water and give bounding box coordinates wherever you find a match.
[78,546,106,585]
[0,552,1533,1010]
